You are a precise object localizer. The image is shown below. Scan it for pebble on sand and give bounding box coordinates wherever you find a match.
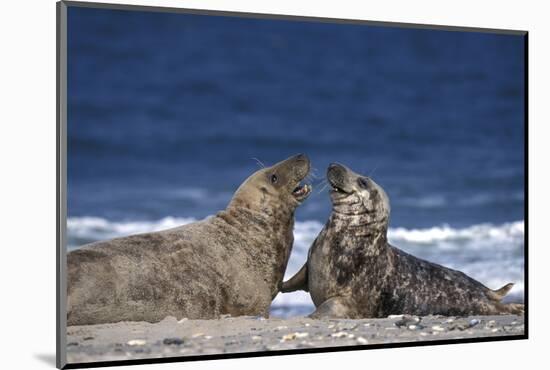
[331,331,352,338]
[281,332,309,342]
[127,339,147,346]
[469,319,480,327]
[163,338,184,346]
[394,315,421,328]
[356,336,369,345]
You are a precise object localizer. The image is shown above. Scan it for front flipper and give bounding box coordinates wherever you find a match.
[280,263,308,293]
[309,296,357,319]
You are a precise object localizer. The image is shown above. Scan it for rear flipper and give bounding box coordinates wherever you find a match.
[502,302,524,315]
[486,283,514,301]
[308,296,357,319]
[280,263,308,293]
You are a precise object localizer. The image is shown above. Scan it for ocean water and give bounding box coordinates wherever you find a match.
[67,7,526,317]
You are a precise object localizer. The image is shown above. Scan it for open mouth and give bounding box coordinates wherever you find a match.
[331,185,346,193]
[328,178,349,194]
[292,183,312,200]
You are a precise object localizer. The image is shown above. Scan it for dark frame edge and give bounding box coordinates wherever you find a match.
[523,32,529,338]
[57,1,68,369]
[62,0,527,35]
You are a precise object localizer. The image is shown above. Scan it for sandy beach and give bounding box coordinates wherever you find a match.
[66,314,524,364]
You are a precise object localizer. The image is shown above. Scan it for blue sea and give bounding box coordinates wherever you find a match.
[67,7,525,317]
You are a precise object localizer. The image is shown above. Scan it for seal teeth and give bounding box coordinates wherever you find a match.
[293,184,311,198]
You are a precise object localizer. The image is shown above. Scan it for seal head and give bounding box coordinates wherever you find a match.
[228,153,312,216]
[328,163,390,230]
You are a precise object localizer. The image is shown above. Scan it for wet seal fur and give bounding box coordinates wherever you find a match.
[281,163,523,319]
[67,154,312,325]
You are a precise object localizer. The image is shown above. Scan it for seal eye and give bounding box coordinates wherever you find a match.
[357,177,369,189]
[271,174,278,184]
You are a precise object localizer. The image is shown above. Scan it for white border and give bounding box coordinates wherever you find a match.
[2,0,548,369]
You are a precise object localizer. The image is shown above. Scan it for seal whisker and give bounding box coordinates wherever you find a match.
[306,173,318,183]
[313,178,327,187]
[310,167,321,178]
[368,163,380,178]
[316,181,329,195]
[251,157,266,169]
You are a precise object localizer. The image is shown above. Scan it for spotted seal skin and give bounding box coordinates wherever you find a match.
[281,163,523,319]
[67,154,312,325]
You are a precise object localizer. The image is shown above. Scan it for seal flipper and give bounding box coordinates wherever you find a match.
[486,283,514,301]
[280,263,308,292]
[504,302,524,315]
[308,297,356,319]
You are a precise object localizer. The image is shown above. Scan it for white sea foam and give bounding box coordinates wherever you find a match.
[68,217,523,249]
[388,221,524,248]
[67,216,197,248]
[67,216,525,316]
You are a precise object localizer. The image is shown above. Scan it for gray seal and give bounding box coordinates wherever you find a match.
[281,163,523,319]
[67,154,312,325]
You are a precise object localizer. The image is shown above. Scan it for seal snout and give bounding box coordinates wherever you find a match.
[327,163,350,193]
[291,153,311,178]
[294,153,308,162]
[293,154,312,201]
[282,154,311,202]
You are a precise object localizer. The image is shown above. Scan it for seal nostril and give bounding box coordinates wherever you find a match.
[294,153,308,163]
[327,163,344,176]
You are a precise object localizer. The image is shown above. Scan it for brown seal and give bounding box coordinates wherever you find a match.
[281,163,523,319]
[67,154,312,325]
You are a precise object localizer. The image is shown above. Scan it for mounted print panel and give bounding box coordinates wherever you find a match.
[57,1,527,368]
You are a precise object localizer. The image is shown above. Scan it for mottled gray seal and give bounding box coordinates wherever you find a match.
[67,154,312,325]
[281,163,523,319]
